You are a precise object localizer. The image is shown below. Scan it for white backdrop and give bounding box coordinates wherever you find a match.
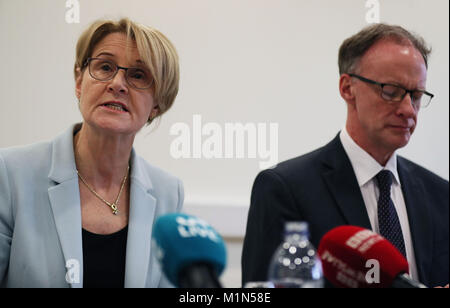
[1,0,448,287]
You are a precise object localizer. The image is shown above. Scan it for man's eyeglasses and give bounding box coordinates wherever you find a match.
[348,73,434,109]
[83,57,153,90]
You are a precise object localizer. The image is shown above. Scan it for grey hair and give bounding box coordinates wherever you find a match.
[338,23,431,75]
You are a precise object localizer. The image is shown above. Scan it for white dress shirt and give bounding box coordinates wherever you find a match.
[340,128,418,280]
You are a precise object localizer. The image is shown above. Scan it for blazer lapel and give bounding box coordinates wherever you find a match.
[321,134,372,229]
[398,158,433,285]
[124,150,158,288]
[48,180,83,288]
[47,125,83,288]
[46,125,160,288]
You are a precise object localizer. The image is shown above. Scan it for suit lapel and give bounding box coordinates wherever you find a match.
[48,180,83,288]
[398,158,433,285]
[321,135,372,229]
[48,125,83,288]
[124,150,158,288]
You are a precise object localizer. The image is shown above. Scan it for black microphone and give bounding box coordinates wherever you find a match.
[391,273,427,288]
[178,262,222,288]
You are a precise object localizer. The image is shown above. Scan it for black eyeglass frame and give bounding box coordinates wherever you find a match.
[348,73,434,108]
[83,57,154,90]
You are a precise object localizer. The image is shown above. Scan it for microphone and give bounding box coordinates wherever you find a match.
[317,225,427,288]
[152,213,227,288]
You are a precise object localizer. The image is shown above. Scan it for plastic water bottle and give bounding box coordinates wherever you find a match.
[268,221,324,288]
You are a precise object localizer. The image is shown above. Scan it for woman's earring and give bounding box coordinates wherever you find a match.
[150,107,159,121]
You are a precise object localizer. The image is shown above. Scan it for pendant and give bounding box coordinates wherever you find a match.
[111,203,118,215]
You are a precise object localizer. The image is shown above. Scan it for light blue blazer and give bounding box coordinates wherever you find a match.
[0,124,184,287]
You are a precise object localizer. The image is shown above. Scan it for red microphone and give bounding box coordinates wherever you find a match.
[318,226,427,288]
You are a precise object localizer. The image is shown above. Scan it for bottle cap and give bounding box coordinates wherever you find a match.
[285,221,309,236]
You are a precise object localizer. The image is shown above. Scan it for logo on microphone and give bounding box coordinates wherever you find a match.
[176,216,220,242]
[345,229,383,253]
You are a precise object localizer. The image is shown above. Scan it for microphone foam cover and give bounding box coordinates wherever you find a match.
[152,213,227,286]
[318,225,409,288]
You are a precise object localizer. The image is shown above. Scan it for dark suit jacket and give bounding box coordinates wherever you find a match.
[242,134,449,287]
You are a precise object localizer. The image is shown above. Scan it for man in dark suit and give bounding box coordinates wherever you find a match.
[242,24,449,288]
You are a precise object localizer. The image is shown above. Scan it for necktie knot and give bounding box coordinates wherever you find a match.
[376,170,393,191]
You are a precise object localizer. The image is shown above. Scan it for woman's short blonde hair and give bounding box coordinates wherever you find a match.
[74,18,179,125]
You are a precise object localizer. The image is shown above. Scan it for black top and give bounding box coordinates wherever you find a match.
[82,226,128,288]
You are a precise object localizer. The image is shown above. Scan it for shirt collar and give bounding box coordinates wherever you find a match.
[340,127,401,187]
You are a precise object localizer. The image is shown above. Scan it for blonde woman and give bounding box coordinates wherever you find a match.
[0,18,183,288]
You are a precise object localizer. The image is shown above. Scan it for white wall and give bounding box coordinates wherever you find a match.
[1,0,448,288]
